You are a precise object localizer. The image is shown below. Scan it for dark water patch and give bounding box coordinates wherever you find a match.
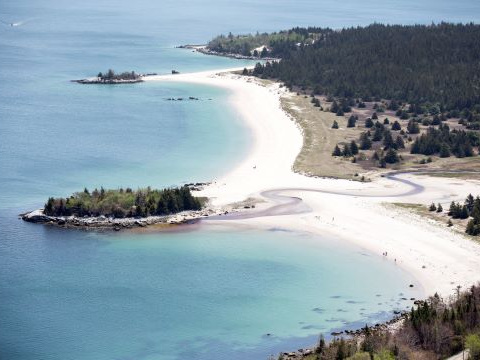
[346,300,363,304]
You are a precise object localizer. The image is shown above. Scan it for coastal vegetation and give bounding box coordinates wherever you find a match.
[445,194,480,236]
[295,285,480,360]
[249,23,480,113]
[223,24,480,176]
[97,69,141,81]
[207,27,331,57]
[43,186,202,218]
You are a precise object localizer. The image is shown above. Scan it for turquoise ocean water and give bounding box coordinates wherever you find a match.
[1,0,479,359]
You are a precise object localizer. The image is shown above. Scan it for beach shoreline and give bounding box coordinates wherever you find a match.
[145,68,480,303]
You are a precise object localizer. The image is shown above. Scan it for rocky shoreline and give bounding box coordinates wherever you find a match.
[71,73,158,85]
[20,207,224,231]
[177,44,280,62]
[280,310,415,359]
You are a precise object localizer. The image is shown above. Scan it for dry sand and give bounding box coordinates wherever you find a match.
[146,69,480,300]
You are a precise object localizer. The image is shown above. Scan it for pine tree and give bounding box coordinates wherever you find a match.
[350,140,359,155]
[439,144,451,158]
[407,119,420,134]
[332,145,342,156]
[466,219,478,235]
[395,135,405,149]
[365,118,374,128]
[392,120,402,131]
[360,132,372,150]
[437,203,443,212]
[342,144,352,157]
[372,126,384,141]
[330,101,339,113]
[429,203,437,211]
[384,148,399,163]
[332,120,339,129]
[383,130,395,149]
[465,194,475,212]
[347,115,356,128]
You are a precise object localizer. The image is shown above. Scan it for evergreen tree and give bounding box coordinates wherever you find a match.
[392,120,402,131]
[332,145,342,156]
[350,140,359,155]
[384,148,399,163]
[372,125,384,142]
[407,120,420,134]
[465,194,475,212]
[332,120,339,129]
[383,129,395,149]
[429,203,437,211]
[365,118,374,128]
[347,115,356,128]
[360,132,372,150]
[260,46,268,57]
[342,144,352,157]
[395,135,405,149]
[439,144,451,158]
[330,100,339,113]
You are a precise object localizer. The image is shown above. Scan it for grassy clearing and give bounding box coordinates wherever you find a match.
[281,94,365,179]
[278,88,480,180]
[388,202,476,240]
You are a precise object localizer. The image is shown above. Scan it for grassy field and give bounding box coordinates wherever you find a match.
[281,94,364,179]
[279,89,480,180]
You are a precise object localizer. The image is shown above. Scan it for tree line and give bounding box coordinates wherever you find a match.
[443,194,480,236]
[43,186,202,218]
[411,124,479,158]
[207,27,332,57]
[250,23,480,113]
[97,69,140,81]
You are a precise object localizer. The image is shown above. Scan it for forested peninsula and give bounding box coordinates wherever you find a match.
[210,23,480,112]
[207,23,480,176]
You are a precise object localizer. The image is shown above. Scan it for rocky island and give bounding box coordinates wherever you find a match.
[72,69,157,84]
[21,185,216,230]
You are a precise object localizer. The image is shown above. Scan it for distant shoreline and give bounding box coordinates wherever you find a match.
[177,44,280,61]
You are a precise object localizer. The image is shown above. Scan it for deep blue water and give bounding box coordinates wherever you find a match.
[1,0,479,359]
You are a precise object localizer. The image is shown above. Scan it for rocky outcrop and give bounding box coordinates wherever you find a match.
[72,78,144,84]
[177,44,280,61]
[20,207,224,230]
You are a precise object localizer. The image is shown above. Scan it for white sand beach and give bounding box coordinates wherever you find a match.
[146,69,480,300]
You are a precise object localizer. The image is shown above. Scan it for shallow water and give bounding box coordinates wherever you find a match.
[0,219,421,360]
[1,0,478,359]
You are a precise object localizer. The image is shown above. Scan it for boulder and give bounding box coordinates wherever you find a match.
[22,209,52,223]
